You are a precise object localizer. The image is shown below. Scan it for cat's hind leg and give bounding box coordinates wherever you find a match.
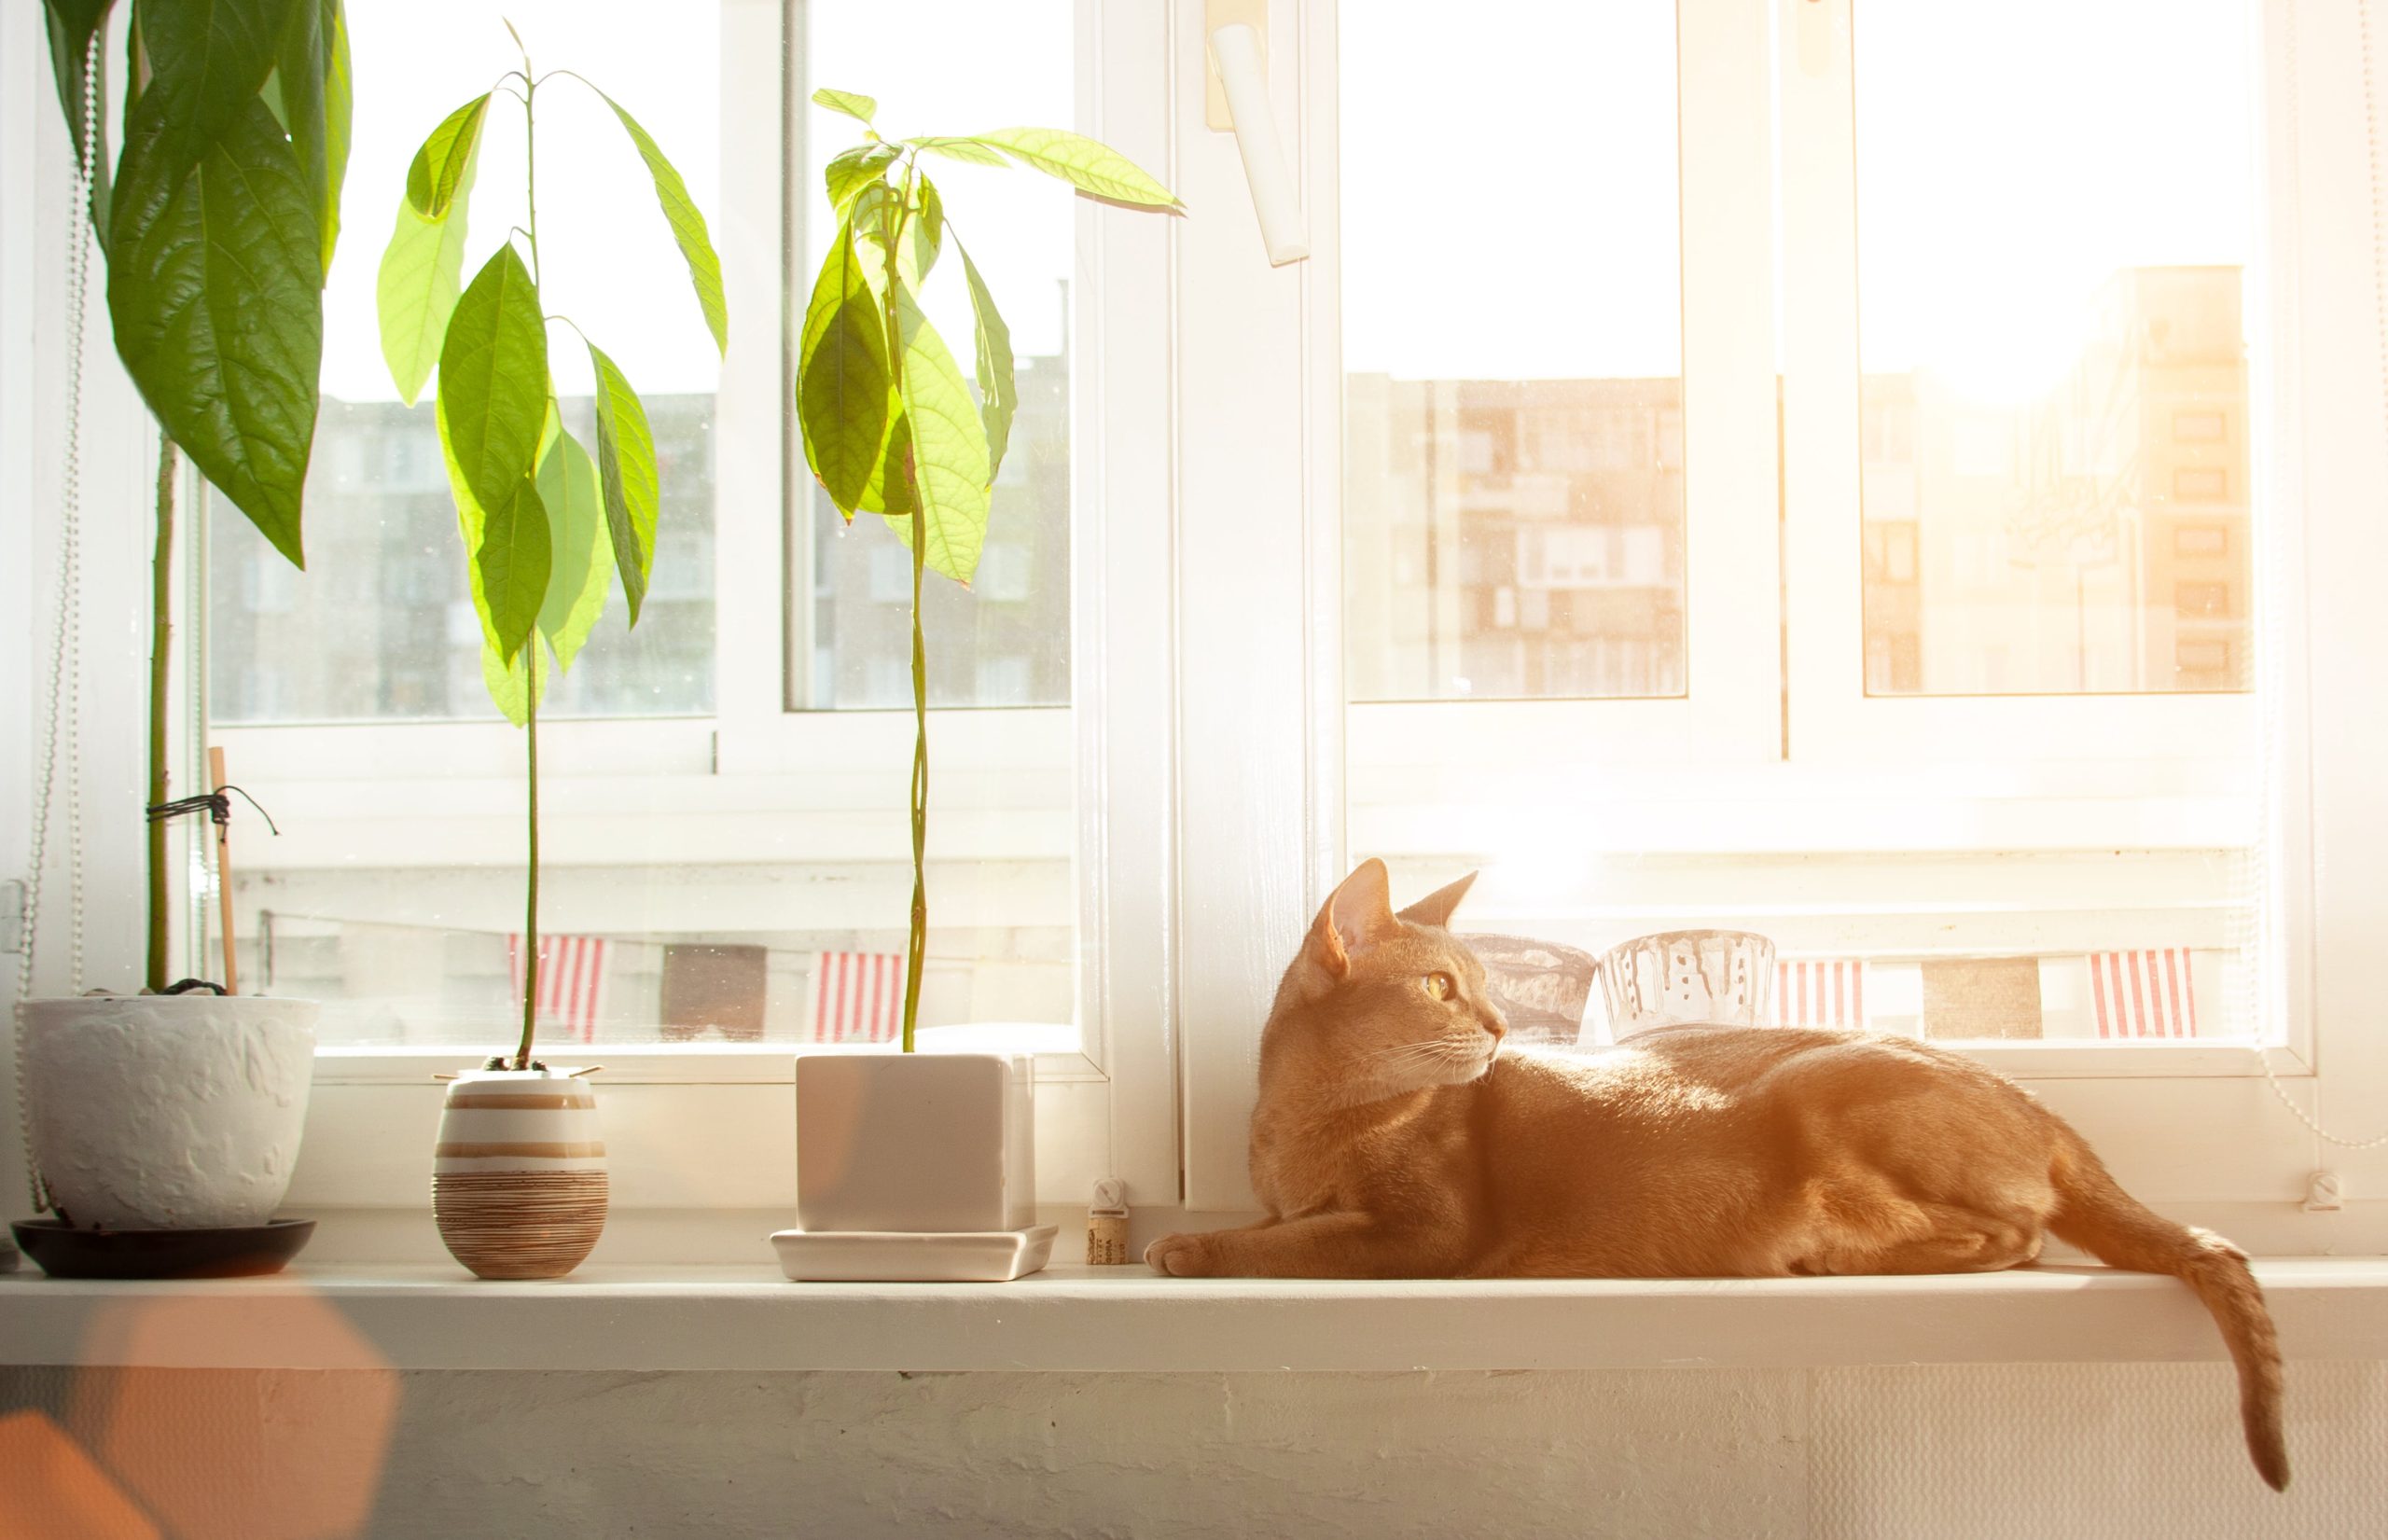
[1793,1191,2045,1276]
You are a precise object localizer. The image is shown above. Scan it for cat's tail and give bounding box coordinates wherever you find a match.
[2047,1133,2287,1491]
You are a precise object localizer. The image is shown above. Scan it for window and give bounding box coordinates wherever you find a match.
[1326,0,2266,1076]
[204,1,1094,1059]
[17,0,2380,1242]
[1341,3,1686,704]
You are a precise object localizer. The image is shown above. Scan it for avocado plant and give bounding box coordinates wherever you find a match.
[42,0,352,992]
[378,22,727,1068]
[794,89,1178,1051]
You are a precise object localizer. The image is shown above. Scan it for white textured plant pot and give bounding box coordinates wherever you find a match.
[797,1053,1034,1233]
[20,993,318,1229]
[433,1066,607,1280]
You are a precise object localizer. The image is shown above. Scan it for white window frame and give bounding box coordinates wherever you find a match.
[9,0,2384,1253]
[1171,0,2370,1235]
[0,0,1185,1224]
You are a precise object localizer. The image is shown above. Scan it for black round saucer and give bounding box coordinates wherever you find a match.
[9,1217,315,1280]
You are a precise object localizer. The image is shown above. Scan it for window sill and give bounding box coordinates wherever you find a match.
[3,1257,2381,1374]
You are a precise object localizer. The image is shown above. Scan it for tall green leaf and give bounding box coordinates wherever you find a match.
[956,241,1016,485]
[904,134,1007,169]
[107,87,321,567]
[481,633,550,726]
[845,178,940,299]
[964,127,1182,209]
[407,93,489,219]
[600,90,729,355]
[41,0,115,240]
[475,467,552,664]
[437,244,548,517]
[826,142,897,213]
[889,289,990,585]
[272,0,348,273]
[588,342,659,627]
[535,422,611,672]
[812,88,877,125]
[375,142,478,405]
[797,220,895,517]
[134,0,285,145]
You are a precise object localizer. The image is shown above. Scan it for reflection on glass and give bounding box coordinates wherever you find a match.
[1342,2,1684,701]
[1855,0,2254,696]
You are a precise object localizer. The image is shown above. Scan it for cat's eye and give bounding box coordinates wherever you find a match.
[1423,972,1455,1001]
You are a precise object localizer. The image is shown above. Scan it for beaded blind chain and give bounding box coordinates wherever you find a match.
[14,29,104,1216]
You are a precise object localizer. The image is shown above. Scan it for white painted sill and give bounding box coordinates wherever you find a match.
[3,1258,2382,1374]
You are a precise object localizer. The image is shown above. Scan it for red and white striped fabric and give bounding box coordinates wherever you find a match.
[1775,958,1867,1029]
[2090,949,2198,1039]
[812,951,904,1043]
[507,933,609,1044]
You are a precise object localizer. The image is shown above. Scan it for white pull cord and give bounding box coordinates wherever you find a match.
[15,28,103,1215]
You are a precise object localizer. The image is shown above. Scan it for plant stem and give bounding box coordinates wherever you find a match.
[146,433,174,992]
[514,61,544,1070]
[517,645,539,1068]
[882,165,929,1054]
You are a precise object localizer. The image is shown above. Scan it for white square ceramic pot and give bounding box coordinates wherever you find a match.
[796,1053,1034,1233]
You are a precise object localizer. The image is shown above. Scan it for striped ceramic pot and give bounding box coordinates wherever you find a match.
[432,1067,606,1280]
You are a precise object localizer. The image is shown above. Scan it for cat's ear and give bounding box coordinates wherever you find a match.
[1396,871,1479,930]
[1307,858,1403,978]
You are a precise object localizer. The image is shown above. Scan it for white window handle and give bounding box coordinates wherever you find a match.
[1207,22,1310,266]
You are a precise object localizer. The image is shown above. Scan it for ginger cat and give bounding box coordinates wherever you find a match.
[1145,860,2289,1490]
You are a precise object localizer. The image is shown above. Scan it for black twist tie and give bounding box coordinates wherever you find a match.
[145,784,282,836]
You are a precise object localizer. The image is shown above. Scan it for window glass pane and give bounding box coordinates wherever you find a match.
[210,0,719,723]
[206,2,1082,1053]
[792,3,1074,710]
[1342,2,1684,701]
[1854,0,2255,696]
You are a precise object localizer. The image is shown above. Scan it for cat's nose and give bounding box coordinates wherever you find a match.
[1481,1015,1506,1042]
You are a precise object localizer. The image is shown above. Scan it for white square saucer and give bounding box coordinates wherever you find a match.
[769,1224,1059,1283]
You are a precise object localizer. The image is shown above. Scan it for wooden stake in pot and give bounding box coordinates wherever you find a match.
[209,745,238,994]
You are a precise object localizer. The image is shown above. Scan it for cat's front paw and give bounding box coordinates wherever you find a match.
[1145,1231,1215,1277]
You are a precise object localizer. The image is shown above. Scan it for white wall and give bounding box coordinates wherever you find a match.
[3,1361,2383,1538]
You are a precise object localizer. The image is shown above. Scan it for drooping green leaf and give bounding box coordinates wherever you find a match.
[600,90,729,355]
[955,239,1016,484]
[406,93,489,219]
[588,342,660,627]
[475,466,552,664]
[272,0,348,274]
[435,392,499,659]
[904,134,1007,169]
[535,421,611,672]
[121,2,146,122]
[812,88,877,125]
[962,128,1182,209]
[888,290,990,585]
[854,410,916,521]
[826,142,898,213]
[375,142,478,405]
[436,244,548,517]
[902,173,943,285]
[481,633,550,726]
[107,87,322,567]
[133,0,285,144]
[846,176,940,297]
[797,219,896,518]
[324,3,354,260]
[41,0,115,239]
